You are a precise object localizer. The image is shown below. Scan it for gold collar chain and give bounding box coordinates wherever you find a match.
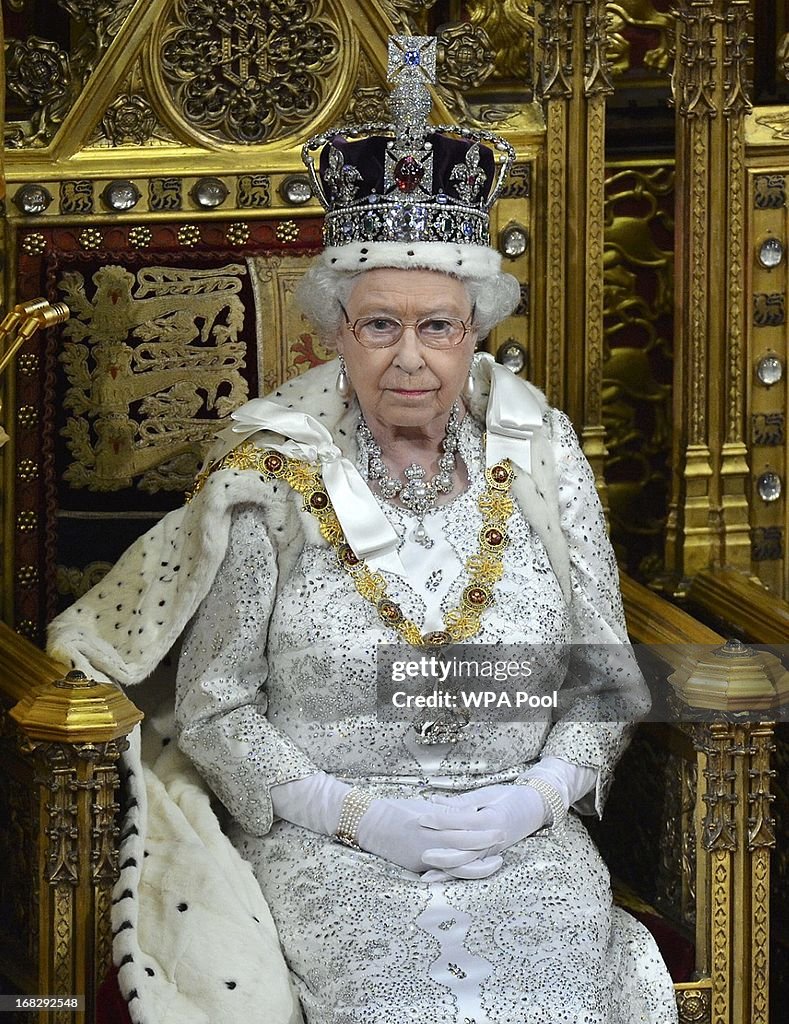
[204,440,516,647]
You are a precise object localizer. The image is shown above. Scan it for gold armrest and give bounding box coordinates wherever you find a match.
[689,567,789,642]
[620,571,724,654]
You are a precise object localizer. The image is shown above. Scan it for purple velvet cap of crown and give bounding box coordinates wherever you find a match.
[315,132,499,248]
[318,132,496,207]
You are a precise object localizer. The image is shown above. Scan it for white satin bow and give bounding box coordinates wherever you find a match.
[215,368,542,572]
[485,363,543,473]
[218,399,403,574]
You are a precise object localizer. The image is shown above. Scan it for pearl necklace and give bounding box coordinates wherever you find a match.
[358,403,461,548]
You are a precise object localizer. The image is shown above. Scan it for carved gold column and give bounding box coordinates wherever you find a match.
[670,641,778,1024]
[667,1,753,583]
[537,1,612,496]
[3,623,142,1024]
[690,719,774,1024]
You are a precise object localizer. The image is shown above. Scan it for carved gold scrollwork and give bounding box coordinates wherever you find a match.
[4,35,73,149]
[748,726,774,1023]
[603,164,674,575]
[657,749,684,919]
[696,722,739,852]
[344,53,389,125]
[92,771,121,883]
[434,22,506,126]
[22,738,126,886]
[58,263,250,493]
[53,883,72,1003]
[100,94,159,147]
[747,725,776,850]
[538,4,574,100]
[544,115,567,401]
[379,0,438,38]
[158,0,342,146]
[711,847,730,1022]
[683,757,698,926]
[60,0,136,55]
[754,174,786,209]
[88,56,180,151]
[466,0,534,81]
[607,1,673,77]
[754,110,789,141]
[773,729,789,1003]
[721,1,752,117]
[752,845,769,1021]
[44,772,80,885]
[674,2,718,119]
[436,23,495,93]
[4,1,136,149]
[586,98,607,426]
[584,1,614,98]
[677,987,712,1024]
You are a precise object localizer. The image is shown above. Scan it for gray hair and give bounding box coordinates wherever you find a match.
[295,261,521,349]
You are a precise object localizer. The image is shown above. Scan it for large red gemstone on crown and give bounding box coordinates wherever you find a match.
[394,156,425,194]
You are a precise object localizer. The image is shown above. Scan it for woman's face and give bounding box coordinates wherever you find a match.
[336,268,477,433]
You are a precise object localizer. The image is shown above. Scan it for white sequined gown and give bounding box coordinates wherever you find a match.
[175,408,679,1024]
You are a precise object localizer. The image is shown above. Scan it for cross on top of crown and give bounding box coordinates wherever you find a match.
[387,36,436,85]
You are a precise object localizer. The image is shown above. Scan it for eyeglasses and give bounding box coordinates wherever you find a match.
[339,302,476,350]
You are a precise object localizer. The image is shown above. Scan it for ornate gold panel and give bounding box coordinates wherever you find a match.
[607,0,673,79]
[466,0,533,82]
[58,262,251,493]
[603,161,674,580]
[745,159,789,597]
[248,254,334,394]
[151,1,348,148]
[773,725,789,1008]
[4,2,137,149]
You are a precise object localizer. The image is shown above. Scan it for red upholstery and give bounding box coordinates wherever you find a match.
[97,966,132,1024]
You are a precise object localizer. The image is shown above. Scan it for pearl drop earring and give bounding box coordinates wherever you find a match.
[336,354,352,398]
[462,366,475,401]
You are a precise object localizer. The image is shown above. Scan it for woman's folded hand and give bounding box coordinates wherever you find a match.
[355,795,506,877]
[416,784,550,881]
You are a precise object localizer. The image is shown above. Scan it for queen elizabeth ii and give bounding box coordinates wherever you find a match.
[48,35,678,1024]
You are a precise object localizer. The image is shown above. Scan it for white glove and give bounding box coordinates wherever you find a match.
[270,773,506,877]
[270,770,353,834]
[422,757,598,881]
[356,796,507,877]
[524,755,598,814]
[426,784,547,850]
